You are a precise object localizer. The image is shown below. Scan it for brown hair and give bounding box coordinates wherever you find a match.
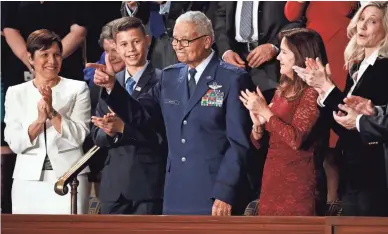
[278,28,328,101]
[26,29,63,58]
[111,16,146,41]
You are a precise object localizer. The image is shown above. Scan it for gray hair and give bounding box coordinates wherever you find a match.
[98,19,119,48]
[175,11,214,43]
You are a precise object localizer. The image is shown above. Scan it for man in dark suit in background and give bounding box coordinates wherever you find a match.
[358,105,388,143]
[214,1,289,198]
[92,11,254,215]
[87,17,167,215]
[333,95,387,141]
[333,95,388,215]
[214,1,289,99]
[124,1,218,69]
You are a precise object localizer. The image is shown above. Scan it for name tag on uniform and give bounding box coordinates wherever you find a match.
[164,99,180,105]
[201,82,224,107]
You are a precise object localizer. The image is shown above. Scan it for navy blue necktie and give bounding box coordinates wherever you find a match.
[126,78,136,95]
[188,68,197,98]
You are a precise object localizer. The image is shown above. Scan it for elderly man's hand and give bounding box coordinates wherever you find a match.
[212,199,232,216]
[344,96,376,116]
[333,104,360,130]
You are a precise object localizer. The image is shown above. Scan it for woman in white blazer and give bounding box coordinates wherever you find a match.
[4,29,91,214]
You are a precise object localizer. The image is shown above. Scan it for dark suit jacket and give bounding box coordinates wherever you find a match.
[359,104,388,188]
[323,58,388,189]
[163,2,216,37]
[130,2,218,70]
[359,105,388,144]
[128,1,216,37]
[214,1,288,57]
[214,1,289,89]
[101,54,254,215]
[92,64,167,202]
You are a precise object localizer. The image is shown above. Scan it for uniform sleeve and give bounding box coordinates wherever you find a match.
[212,72,253,204]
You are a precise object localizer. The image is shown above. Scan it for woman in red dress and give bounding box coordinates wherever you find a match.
[285,2,358,211]
[240,28,328,215]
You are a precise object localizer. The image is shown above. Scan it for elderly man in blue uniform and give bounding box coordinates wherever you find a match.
[93,11,254,215]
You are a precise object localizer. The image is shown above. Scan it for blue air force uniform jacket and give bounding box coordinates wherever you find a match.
[102,54,254,214]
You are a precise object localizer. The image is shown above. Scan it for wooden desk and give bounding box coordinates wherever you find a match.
[328,217,388,234]
[2,215,328,234]
[3,215,388,234]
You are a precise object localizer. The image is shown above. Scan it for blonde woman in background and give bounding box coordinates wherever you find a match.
[294,1,388,216]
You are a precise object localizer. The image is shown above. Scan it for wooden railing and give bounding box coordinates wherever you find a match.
[2,215,388,234]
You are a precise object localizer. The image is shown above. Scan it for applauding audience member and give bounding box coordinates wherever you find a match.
[92,11,254,215]
[334,96,387,141]
[240,28,328,216]
[294,1,388,216]
[4,29,91,214]
[285,1,359,213]
[88,17,167,215]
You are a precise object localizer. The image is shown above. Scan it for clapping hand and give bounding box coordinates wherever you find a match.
[333,104,360,130]
[293,57,333,94]
[91,108,125,137]
[343,96,376,116]
[39,85,53,113]
[37,99,48,124]
[240,86,273,122]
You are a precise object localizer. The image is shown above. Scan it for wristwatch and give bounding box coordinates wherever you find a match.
[48,109,58,120]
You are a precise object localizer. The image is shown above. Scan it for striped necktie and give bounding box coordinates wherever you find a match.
[240,1,254,41]
[125,78,136,95]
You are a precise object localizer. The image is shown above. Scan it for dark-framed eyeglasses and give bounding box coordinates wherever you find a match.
[170,35,208,47]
